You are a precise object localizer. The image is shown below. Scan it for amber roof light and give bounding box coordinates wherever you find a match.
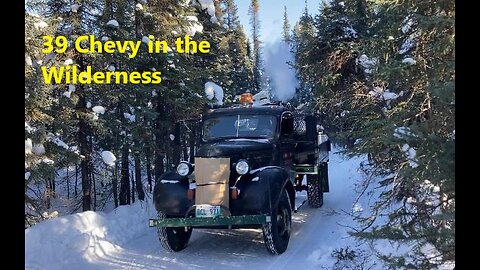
[240,93,253,105]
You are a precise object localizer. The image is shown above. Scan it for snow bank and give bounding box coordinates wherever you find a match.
[25,201,155,270]
[205,81,223,105]
[25,146,448,269]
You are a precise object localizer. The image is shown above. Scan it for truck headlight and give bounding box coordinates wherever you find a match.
[235,160,250,175]
[177,162,193,176]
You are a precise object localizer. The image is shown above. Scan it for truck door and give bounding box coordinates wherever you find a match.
[279,112,295,168]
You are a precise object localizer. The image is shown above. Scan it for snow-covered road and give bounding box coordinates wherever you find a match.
[26,150,374,270]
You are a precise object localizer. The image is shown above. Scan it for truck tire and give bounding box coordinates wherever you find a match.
[157,212,192,252]
[307,174,323,208]
[262,190,292,255]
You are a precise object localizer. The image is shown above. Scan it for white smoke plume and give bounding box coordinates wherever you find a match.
[264,41,298,102]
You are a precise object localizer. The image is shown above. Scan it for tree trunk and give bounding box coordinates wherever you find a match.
[79,122,92,211]
[75,52,92,212]
[75,163,78,197]
[113,162,118,208]
[67,166,70,200]
[51,177,55,197]
[131,170,135,204]
[182,129,188,161]
[189,127,196,163]
[92,168,96,211]
[78,93,92,211]
[154,94,166,180]
[134,152,145,200]
[134,0,144,39]
[146,148,153,192]
[45,179,52,209]
[119,145,130,205]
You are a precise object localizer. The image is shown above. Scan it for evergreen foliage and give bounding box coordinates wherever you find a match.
[25,0,252,226]
[291,0,455,267]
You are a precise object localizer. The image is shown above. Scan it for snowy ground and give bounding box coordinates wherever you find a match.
[25,149,389,270]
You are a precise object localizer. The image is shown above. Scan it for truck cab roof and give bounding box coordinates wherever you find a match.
[204,105,290,119]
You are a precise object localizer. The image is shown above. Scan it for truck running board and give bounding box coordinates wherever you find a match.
[149,215,271,227]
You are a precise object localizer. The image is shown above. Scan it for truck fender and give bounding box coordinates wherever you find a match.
[153,171,192,216]
[239,167,294,214]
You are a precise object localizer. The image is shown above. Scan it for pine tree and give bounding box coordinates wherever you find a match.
[25,0,108,212]
[249,0,262,93]
[291,2,315,109]
[25,10,59,225]
[221,0,253,96]
[291,0,455,267]
[282,6,291,43]
[223,0,240,30]
[347,1,455,268]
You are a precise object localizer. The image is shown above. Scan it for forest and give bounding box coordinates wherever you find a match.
[25,0,454,268]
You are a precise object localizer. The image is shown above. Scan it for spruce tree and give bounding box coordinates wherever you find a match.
[291,3,315,110]
[348,0,455,268]
[282,6,291,43]
[291,0,455,267]
[221,0,253,96]
[249,0,262,93]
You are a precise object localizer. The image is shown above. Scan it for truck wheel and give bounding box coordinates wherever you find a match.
[307,174,323,208]
[157,212,192,252]
[262,190,292,255]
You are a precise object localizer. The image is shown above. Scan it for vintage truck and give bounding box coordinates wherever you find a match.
[149,93,331,255]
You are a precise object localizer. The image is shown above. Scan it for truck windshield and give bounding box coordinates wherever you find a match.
[203,115,277,140]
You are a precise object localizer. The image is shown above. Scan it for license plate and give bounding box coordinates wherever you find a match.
[195,205,221,218]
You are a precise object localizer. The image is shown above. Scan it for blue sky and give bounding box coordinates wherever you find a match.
[236,0,321,45]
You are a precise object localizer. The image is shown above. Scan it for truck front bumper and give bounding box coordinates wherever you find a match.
[149,214,270,227]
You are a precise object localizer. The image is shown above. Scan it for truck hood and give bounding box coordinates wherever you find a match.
[196,138,274,158]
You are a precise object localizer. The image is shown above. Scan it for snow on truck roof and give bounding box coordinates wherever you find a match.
[205,105,289,118]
